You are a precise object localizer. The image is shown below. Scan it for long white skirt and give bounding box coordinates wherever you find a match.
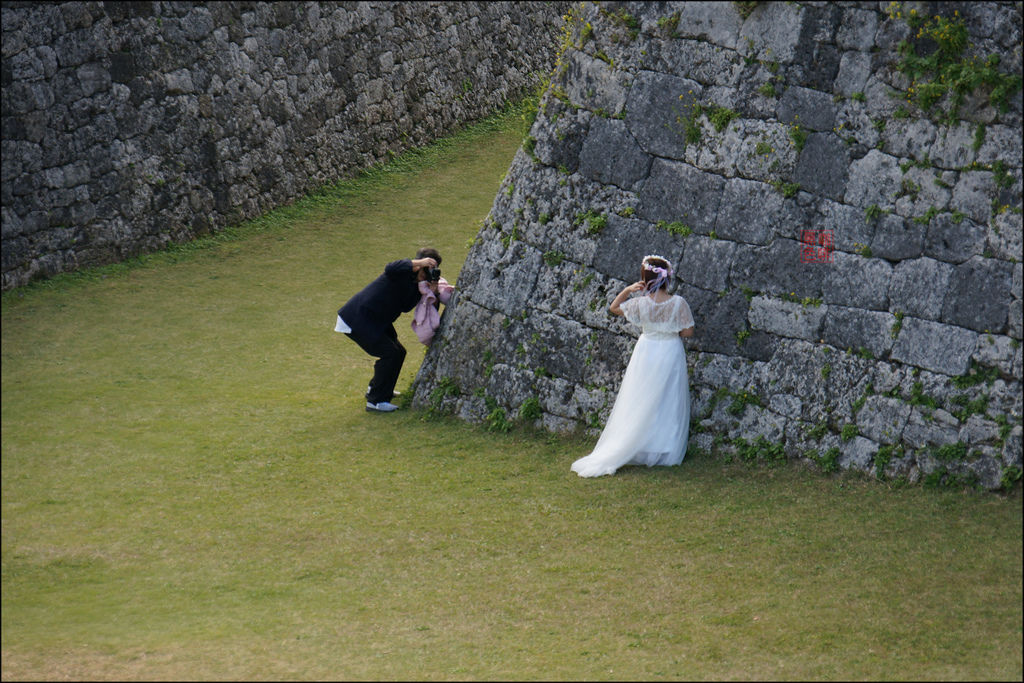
[571,334,690,477]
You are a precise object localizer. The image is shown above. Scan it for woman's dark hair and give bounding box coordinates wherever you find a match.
[416,247,442,265]
[641,256,671,290]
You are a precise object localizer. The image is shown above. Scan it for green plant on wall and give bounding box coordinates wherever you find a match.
[708,106,740,132]
[656,220,691,236]
[543,250,566,266]
[600,6,640,41]
[573,209,606,235]
[657,11,680,35]
[734,1,760,20]
[788,123,808,152]
[519,396,543,421]
[889,4,1023,121]
[672,98,703,144]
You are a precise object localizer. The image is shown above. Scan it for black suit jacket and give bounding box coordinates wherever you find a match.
[338,259,421,342]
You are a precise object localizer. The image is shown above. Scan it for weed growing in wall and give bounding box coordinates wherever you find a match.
[888,3,1023,122]
[655,220,691,237]
[734,1,760,21]
[656,11,680,36]
[543,250,566,266]
[573,209,606,235]
[708,106,740,133]
[519,396,543,421]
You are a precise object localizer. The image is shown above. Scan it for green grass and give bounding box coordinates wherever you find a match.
[3,100,1023,681]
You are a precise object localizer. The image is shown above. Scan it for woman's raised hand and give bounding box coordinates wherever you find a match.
[625,281,645,294]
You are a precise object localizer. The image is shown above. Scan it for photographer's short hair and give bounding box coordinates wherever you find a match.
[416,247,442,265]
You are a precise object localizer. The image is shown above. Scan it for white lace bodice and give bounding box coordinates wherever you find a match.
[620,294,694,339]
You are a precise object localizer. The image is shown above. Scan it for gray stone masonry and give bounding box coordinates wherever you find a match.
[2,1,568,288]
[412,1,1022,490]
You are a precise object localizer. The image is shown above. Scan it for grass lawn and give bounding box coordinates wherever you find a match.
[2,100,1022,681]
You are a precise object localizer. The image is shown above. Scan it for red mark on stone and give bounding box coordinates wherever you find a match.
[800,229,833,263]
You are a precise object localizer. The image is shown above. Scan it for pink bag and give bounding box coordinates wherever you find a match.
[411,278,453,345]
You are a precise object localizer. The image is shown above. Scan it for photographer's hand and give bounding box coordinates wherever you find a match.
[412,257,437,271]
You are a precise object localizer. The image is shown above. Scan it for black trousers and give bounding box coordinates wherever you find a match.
[346,325,406,404]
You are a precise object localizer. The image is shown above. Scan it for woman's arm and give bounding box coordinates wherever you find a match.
[609,281,645,316]
[679,326,695,338]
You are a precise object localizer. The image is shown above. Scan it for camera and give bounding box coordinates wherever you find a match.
[426,267,441,282]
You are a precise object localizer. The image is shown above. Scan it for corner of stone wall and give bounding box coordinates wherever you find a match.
[413,0,1024,491]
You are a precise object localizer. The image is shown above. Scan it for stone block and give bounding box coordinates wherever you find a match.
[462,240,544,318]
[857,395,911,445]
[960,415,1002,446]
[778,86,837,132]
[844,149,902,209]
[563,50,631,116]
[976,123,1024,165]
[592,214,685,283]
[732,120,798,183]
[793,132,849,201]
[730,238,828,301]
[1003,426,1022,468]
[862,74,903,119]
[892,166,953,221]
[522,310,593,386]
[674,2,743,49]
[903,408,961,449]
[813,199,875,253]
[881,118,938,160]
[972,333,1021,376]
[714,177,782,245]
[987,210,1023,262]
[655,37,745,86]
[484,363,538,414]
[834,50,871,97]
[680,285,748,356]
[923,213,987,264]
[577,117,652,192]
[748,295,827,341]
[870,213,925,261]
[739,0,805,64]
[637,158,724,233]
[1010,301,1023,340]
[929,123,978,169]
[941,256,1014,334]
[769,393,803,419]
[951,170,996,225]
[836,8,879,51]
[625,70,703,161]
[839,435,878,471]
[821,306,896,358]
[965,454,1005,491]
[678,234,735,292]
[888,257,955,321]
[821,250,892,310]
[693,118,752,179]
[891,316,978,376]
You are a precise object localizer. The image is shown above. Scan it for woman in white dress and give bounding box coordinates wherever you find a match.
[571,255,695,478]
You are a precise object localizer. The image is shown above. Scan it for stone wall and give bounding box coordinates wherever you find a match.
[412,1,1024,490]
[1,0,567,289]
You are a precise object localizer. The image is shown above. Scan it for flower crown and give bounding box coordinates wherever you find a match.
[642,254,674,279]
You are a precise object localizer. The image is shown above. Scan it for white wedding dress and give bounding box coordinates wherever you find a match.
[571,294,693,477]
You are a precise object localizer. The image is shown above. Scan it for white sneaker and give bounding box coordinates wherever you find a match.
[366,401,399,413]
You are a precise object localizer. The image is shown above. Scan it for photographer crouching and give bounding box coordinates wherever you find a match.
[335,247,449,413]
